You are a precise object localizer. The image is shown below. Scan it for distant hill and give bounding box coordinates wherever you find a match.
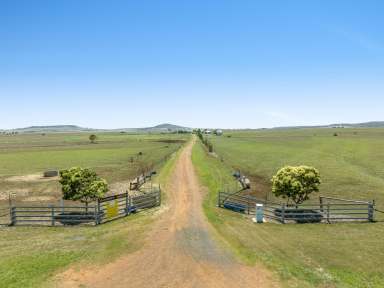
[3,123,192,133]
[274,121,384,130]
[330,121,384,128]
[4,121,383,134]
[141,123,192,132]
[11,125,94,133]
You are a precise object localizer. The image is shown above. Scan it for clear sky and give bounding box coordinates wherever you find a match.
[1,0,383,129]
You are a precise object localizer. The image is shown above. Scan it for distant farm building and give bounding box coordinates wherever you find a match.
[214,129,223,136]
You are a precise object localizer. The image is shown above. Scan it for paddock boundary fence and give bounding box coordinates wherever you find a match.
[218,192,376,224]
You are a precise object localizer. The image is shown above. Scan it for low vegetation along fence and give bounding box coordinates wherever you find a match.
[218,192,376,224]
[6,187,161,227]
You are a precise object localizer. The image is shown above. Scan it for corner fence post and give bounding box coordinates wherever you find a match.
[10,206,15,226]
[368,200,374,222]
[281,204,286,224]
[327,203,330,224]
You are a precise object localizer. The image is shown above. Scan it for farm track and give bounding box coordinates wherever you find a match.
[55,139,278,288]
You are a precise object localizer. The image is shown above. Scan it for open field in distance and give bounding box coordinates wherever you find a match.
[210,128,384,213]
[193,129,384,288]
[0,132,187,205]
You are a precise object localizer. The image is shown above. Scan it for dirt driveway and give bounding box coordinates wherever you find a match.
[55,139,279,288]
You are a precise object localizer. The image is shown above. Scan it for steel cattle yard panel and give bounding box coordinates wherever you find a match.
[218,192,376,224]
[6,187,162,227]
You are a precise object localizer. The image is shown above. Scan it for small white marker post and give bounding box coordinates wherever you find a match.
[253,203,264,223]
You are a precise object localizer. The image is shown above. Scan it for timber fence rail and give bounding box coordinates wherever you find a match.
[218,192,376,224]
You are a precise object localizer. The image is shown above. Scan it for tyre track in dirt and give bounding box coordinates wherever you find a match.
[55,139,279,288]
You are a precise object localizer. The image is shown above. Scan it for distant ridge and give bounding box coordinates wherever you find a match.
[3,123,192,133]
[3,121,383,133]
[273,121,384,130]
[143,123,191,131]
[9,125,94,133]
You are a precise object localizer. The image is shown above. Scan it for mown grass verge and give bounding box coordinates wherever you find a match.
[192,141,384,288]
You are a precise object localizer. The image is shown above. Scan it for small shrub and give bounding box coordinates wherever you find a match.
[89,134,97,143]
[271,166,321,205]
[59,167,108,208]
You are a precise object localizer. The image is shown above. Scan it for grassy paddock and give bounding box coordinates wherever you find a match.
[192,138,384,288]
[0,132,188,203]
[0,132,189,287]
[210,128,384,213]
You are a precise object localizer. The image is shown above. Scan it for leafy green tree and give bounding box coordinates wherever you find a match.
[89,134,97,143]
[271,166,321,205]
[59,167,108,209]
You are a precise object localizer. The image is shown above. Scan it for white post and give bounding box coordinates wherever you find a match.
[253,203,264,223]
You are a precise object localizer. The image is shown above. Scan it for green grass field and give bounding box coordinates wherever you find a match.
[192,129,384,288]
[0,132,185,287]
[0,132,187,204]
[210,128,384,212]
[0,213,152,288]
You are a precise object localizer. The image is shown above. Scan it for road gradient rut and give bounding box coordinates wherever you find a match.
[56,139,278,288]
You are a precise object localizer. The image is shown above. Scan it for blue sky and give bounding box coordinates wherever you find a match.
[1,0,383,129]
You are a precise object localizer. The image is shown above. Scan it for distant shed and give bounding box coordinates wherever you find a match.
[215,129,223,136]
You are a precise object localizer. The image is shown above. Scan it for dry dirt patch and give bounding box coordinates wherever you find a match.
[0,189,29,201]
[5,174,59,182]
